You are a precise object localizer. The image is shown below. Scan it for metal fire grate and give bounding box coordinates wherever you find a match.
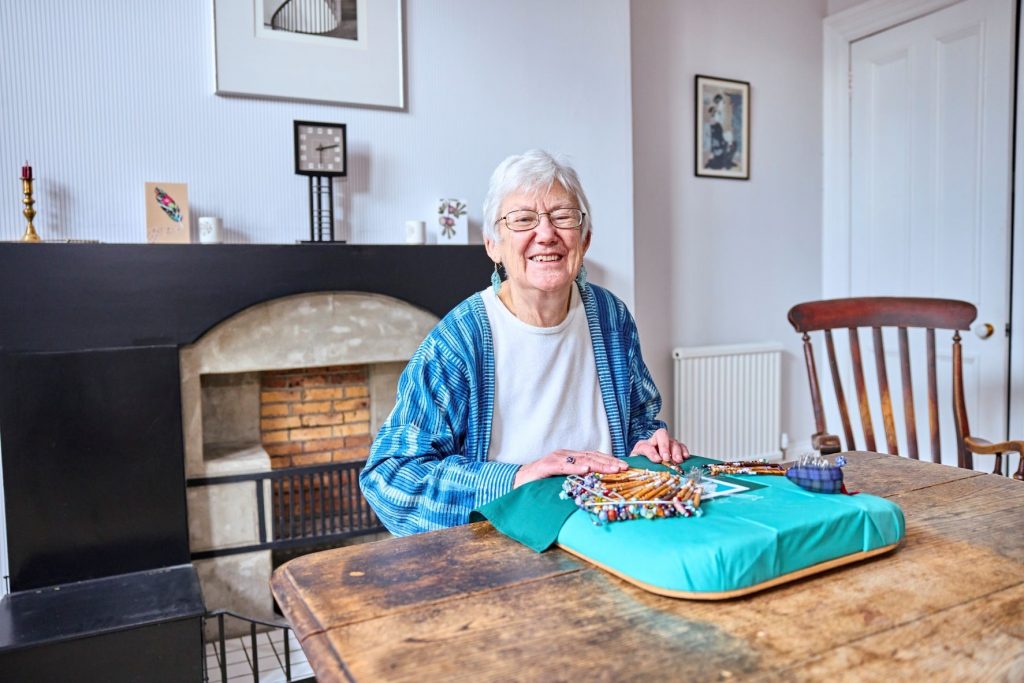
[187,459,384,560]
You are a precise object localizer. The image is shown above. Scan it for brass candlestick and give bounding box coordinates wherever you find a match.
[21,177,40,242]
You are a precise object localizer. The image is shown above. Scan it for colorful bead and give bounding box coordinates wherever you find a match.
[562,466,708,525]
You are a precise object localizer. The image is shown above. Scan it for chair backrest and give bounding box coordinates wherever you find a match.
[787,297,976,463]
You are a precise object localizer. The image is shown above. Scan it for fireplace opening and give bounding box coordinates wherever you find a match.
[181,291,438,636]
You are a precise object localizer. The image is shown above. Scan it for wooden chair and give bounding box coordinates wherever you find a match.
[788,297,1023,480]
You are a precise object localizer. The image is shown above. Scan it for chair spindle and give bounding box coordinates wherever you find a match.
[849,328,877,452]
[951,331,972,469]
[897,327,919,459]
[801,333,828,438]
[825,330,856,451]
[872,327,899,454]
[926,328,940,463]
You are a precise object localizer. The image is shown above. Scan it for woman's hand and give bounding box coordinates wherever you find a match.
[513,449,627,488]
[630,428,689,464]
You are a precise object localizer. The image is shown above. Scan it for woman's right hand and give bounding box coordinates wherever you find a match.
[513,449,627,488]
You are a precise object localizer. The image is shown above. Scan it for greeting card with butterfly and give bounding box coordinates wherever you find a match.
[145,181,190,243]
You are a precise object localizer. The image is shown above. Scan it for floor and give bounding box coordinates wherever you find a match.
[204,627,315,682]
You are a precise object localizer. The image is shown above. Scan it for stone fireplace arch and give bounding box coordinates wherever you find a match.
[180,290,438,628]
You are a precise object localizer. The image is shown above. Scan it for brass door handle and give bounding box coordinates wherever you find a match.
[973,322,994,340]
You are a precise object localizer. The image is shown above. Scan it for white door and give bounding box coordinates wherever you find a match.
[847,0,1014,471]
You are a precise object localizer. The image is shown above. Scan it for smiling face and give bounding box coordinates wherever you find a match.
[485,182,590,304]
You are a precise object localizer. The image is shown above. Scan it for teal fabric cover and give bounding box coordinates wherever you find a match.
[556,471,904,594]
[470,456,761,552]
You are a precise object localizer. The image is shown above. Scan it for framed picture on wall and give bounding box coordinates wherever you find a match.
[213,0,405,109]
[695,75,750,180]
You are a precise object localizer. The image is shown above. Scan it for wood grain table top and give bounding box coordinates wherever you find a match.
[271,452,1024,682]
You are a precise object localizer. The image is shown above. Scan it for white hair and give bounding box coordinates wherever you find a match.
[482,149,593,243]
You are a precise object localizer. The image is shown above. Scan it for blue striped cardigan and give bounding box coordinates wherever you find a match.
[359,283,666,535]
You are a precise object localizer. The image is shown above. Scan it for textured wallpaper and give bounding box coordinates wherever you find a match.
[0,0,635,305]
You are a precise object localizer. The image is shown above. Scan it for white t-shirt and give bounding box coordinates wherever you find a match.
[480,286,613,464]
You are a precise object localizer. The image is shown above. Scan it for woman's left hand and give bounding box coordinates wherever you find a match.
[630,428,689,464]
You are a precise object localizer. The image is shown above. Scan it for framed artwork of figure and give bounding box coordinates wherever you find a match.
[695,75,750,180]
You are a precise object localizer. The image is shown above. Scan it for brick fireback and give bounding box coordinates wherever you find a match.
[259,365,372,468]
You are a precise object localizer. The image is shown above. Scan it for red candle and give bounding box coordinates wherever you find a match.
[21,162,31,180]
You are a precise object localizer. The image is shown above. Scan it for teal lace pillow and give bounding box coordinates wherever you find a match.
[473,457,905,599]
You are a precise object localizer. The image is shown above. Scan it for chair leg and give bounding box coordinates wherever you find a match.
[962,444,973,470]
[992,452,1003,476]
[1015,453,1024,481]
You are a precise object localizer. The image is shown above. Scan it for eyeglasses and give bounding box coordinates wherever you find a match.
[498,208,585,232]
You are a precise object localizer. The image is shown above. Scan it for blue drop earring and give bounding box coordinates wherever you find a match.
[491,263,503,296]
[575,263,588,291]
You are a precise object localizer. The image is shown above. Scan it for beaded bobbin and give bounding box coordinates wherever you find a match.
[560,466,708,525]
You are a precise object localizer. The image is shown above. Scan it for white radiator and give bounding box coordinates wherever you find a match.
[673,342,783,460]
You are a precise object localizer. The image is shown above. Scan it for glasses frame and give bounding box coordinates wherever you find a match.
[497,209,586,232]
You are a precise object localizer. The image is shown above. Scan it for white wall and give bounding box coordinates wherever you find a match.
[0,0,635,592]
[1008,0,1023,471]
[631,0,826,454]
[0,0,636,305]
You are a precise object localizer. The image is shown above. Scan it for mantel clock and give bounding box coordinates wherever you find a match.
[294,121,347,242]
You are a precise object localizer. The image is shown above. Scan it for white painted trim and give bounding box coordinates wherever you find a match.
[1010,8,1024,475]
[822,0,963,298]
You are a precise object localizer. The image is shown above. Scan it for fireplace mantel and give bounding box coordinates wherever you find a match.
[0,243,489,352]
[0,243,490,678]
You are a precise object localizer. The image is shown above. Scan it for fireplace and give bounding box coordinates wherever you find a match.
[181,290,438,626]
[0,244,488,678]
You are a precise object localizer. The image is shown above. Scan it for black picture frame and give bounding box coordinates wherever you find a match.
[695,75,750,180]
[293,120,348,177]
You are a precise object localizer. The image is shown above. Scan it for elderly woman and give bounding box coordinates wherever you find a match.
[360,150,687,535]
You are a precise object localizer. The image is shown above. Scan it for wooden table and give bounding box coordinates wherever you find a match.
[271,452,1024,682]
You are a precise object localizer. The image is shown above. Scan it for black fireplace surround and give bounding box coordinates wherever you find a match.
[0,243,489,680]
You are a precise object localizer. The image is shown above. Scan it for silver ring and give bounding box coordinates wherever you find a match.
[565,456,575,464]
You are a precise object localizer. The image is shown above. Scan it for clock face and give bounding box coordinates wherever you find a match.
[294,120,347,177]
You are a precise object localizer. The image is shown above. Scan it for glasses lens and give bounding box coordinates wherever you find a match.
[550,209,582,228]
[505,210,539,231]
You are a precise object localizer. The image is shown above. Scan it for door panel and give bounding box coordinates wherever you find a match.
[848,0,1014,471]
